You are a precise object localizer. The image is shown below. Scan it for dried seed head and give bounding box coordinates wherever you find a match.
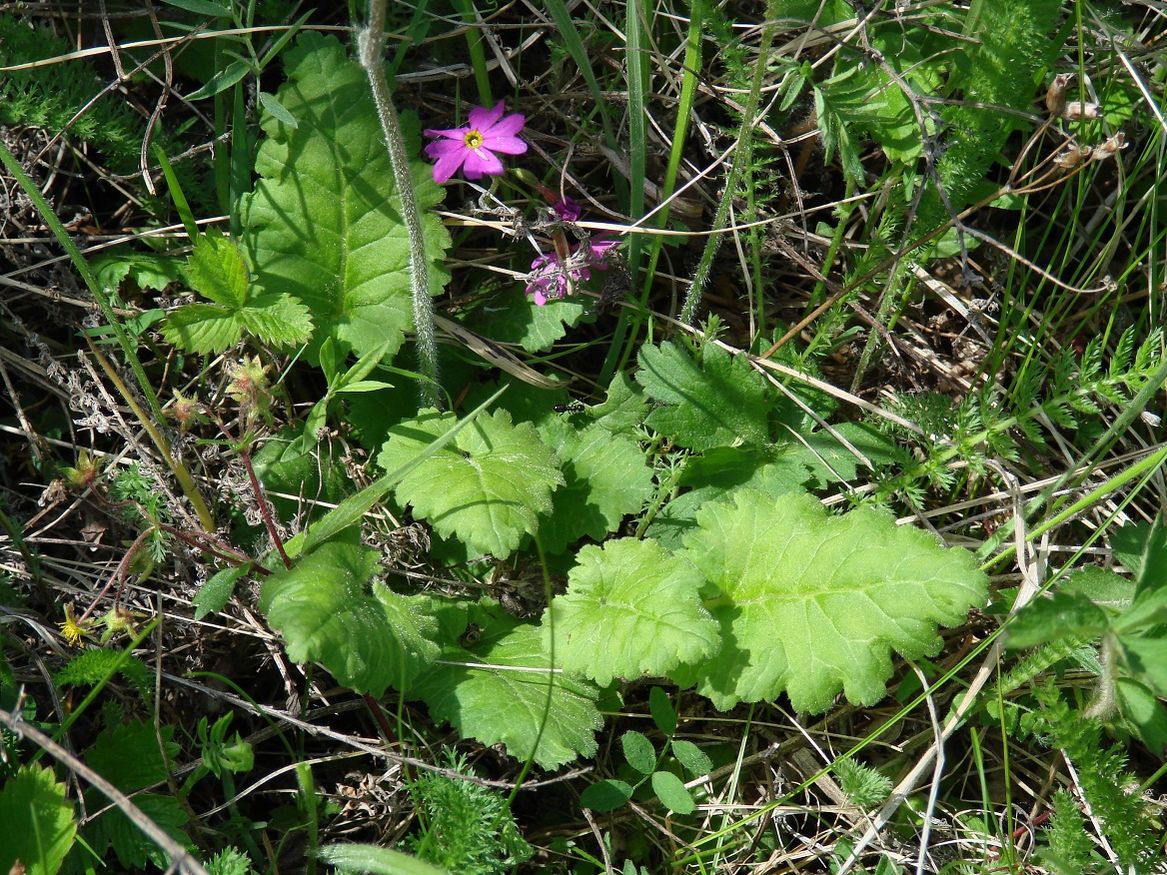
[1091,131,1128,162]
[1063,100,1101,120]
[1053,143,1092,171]
[1045,73,1071,116]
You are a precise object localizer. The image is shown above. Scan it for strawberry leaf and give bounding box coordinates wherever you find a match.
[543,538,720,686]
[0,766,76,875]
[241,32,450,360]
[675,489,986,712]
[379,409,564,558]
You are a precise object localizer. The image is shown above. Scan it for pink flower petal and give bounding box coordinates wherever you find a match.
[423,126,471,140]
[431,150,467,184]
[424,139,466,160]
[483,135,528,155]
[533,288,548,306]
[467,101,505,131]
[463,148,504,178]
[483,112,525,138]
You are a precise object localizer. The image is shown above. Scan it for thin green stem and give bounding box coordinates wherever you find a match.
[359,0,441,409]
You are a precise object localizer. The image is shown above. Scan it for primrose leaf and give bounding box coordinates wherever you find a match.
[636,341,770,450]
[379,409,564,558]
[414,620,602,768]
[241,32,450,359]
[0,766,76,875]
[259,542,440,696]
[543,539,720,686]
[162,303,242,354]
[536,419,654,554]
[675,490,987,712]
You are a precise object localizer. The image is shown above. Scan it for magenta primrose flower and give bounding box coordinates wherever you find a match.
[423,102,528,184]
[526,237,619,306]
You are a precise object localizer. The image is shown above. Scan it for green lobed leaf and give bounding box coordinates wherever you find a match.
[471,287,587,353]
[184,228,248,307]
[543,538,720,686]
[413,619,602,769]
[636,341,770,450]
[621,730,657,774]
[590,372,648,435]
[535,419,654,554]
[241,32,451,359]
[85,720,177,792]
[650,771,695,815]
[90,792,190,872]
[0,766,77,875]
[674,489,987,712]
[237,293,313,347]
[259,542,440,696]
[379,408,564,558]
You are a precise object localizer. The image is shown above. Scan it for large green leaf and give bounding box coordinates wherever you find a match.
[674,489,987,712]
[414,618,602,768]
[378,409,564,558]
[535,419,654,554]
[259,542,440,696]
[0,766,76,875]
[241,32,450,359]
[636,341,770,450]
[543,538,719,685]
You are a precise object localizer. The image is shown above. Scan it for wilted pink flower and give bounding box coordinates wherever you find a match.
[423,102,528,184]
[551,197,582,222]
[525,236,619,306]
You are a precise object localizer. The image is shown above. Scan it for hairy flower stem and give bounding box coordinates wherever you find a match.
[678,0,777,326]
[359,0,442,409]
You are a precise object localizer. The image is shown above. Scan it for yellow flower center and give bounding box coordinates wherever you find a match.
[462,129,484,149]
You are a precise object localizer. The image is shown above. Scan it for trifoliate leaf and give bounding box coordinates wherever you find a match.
[579,779,633,812]
[0,766,76,875]
[259,542,440,696]
[536,419,654,554]
[675,489,987,712]
[162,302,243,353]
[414,620,602,768]
[241,32,450,359]
[379,409,564,558]
[543,539,719,686]
[636,341,770,450]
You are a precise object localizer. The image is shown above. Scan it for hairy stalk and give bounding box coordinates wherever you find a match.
[678,0,776,326]
[358,0,441,409]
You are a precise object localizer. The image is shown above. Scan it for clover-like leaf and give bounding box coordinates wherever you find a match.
[636,341,769,450]
[379,408,564,558]
[241,32,450,359]
[413,620,602,769]
[259,542,440,696]
[536,419,654,554]
[674,489,987,712]
[543,538,719,686]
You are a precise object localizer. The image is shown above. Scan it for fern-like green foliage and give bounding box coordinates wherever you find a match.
[1039,789,1100,874]
[54,648,154,704]
[834,756,892,808]
[405,753,532,875]
[0,14,142,172]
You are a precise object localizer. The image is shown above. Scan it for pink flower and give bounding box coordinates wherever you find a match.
[525,236,619,306]
[423,102,528,184]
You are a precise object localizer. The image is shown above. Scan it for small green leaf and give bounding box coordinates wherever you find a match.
[1117,635,1167,700]
[257,91,298,128]
[0,766,76,875]
[1005,590,1111,649]
[543,538,720,686]
[237,293,314,347]
[259,542,440,696]
[379,408,563,558]
[674,489,986,712]
[185,228,248,307]
[193,564,249,620]
[670,739,712,777]
[1116,677,1167,753]
[649,685,677,735]
[318,844,451,875]
[621,730,657,774]
[186,59,252,101]
[650,771,695,815]
[579,779,634,812]
[636,341,770,450]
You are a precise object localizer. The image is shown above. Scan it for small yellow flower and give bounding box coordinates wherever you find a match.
[59,603,91,647]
